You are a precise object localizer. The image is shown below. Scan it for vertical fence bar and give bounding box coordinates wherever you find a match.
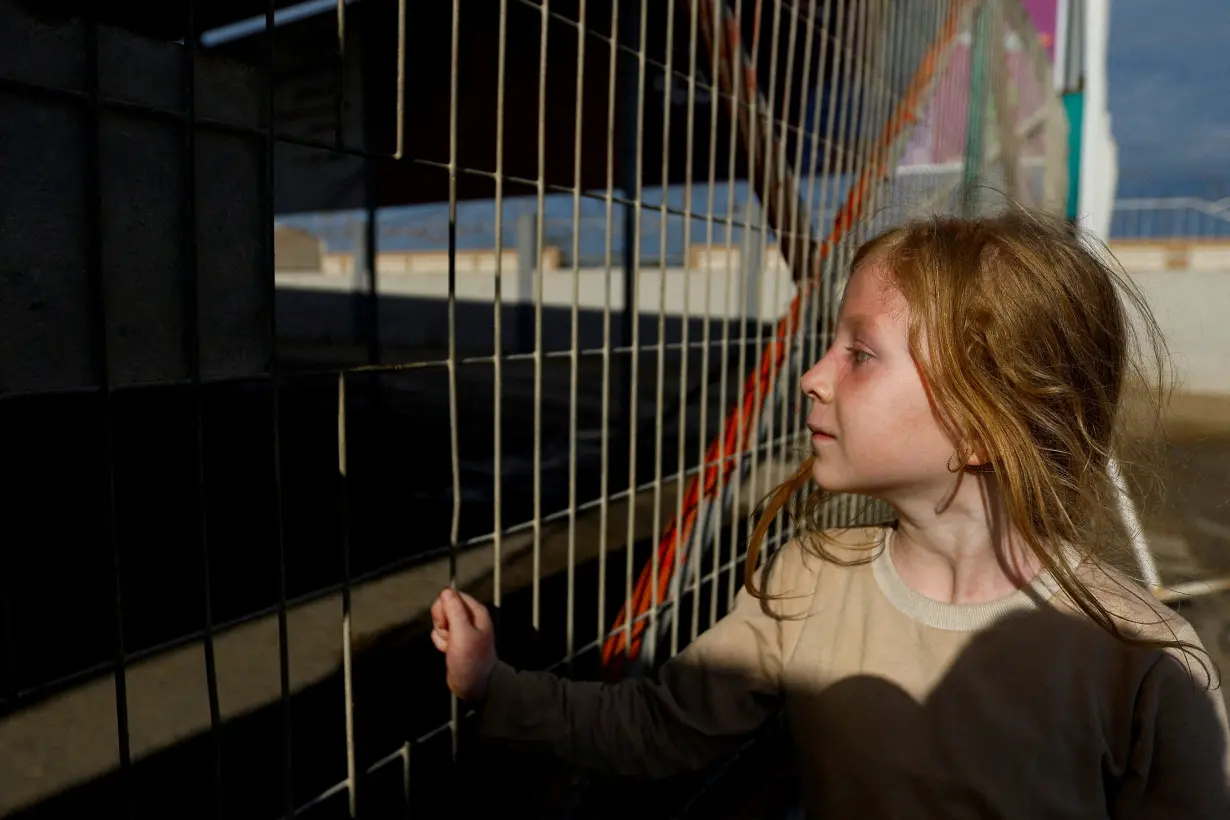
[740,0,772,607]
[765,0,793,541]
[648,0,677,668]
[820,0,855,530]
[777,0,820,549]
[335,0,347,149]
[690,0,721,644]
[790,0,828,526]
[394,0,407,161]
[835,0,865,532]
[714,0,746,629]
[531,0,550,631]
[671,0,701,659]
[621,0,649,664]
[565,0,588,669]
[727,0,760,612]
[263,2,296,815]
[336,373,357,818]
[809,0,846,436]
[764,0,803,553]
[746,0,788,597]
[492,0,510,613]
[617,5,638,460]
[839,0,873,526]
[597,0,621,663]
[851,0,881,276]
[800,0,835,461]
[84,2,134,814]
[181,3,225,815]
[446,0,464,785]
[333,4,357,813]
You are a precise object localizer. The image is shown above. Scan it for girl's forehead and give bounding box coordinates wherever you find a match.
[838,262,907,326]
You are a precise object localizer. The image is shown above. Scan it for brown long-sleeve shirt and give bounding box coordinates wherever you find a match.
[479,526,1230,817]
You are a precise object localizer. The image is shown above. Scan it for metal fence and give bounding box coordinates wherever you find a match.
[1110,196,1230,240]
[0,0,1065,817]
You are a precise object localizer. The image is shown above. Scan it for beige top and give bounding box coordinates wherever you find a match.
[479,526,1230,818]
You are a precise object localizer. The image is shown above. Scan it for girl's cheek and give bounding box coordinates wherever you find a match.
[841,363,873,389]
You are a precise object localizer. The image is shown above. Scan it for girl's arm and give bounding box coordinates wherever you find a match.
[1111,637,1230,816]
[432,541,815,778]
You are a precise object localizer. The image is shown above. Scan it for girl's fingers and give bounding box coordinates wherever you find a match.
[442,589,473,629]
[430,629,448,652]
[457,591,493,632]
[431,594,447,629]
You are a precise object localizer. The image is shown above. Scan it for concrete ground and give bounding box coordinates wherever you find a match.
[1129,394,1230,711]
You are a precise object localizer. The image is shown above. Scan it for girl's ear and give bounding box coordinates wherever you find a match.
[964,438,992,469]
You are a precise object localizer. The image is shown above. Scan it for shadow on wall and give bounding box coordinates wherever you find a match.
[8,592,1229,819]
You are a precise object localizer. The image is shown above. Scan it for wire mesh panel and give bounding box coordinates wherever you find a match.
[1111,196,1230,240]
[0,0,1066,818]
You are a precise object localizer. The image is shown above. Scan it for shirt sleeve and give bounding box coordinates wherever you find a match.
[474,541,816,778]
[1113,637,1230,817]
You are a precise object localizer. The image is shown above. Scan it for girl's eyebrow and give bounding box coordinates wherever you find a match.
[840,312,875,334]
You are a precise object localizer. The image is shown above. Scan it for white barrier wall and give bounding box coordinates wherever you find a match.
[275,242,1230,396]
[1111,241,1230,397]
[1123,270,1230,396]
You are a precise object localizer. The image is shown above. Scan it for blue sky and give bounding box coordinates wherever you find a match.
[1107,0,1230,197]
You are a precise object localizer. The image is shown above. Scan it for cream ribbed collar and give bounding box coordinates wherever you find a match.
[871,526,1065,632]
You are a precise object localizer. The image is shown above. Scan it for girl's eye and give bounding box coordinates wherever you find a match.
[849,347,873,365]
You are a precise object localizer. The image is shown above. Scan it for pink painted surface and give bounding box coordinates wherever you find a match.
[898,1,1056,172]
[1021,0,1059,62]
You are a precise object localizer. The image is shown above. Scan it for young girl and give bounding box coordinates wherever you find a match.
[431,211,1230,817]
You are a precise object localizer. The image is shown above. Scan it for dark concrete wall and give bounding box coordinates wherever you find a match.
[0,0,270,393]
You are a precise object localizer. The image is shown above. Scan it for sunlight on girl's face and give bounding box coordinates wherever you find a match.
[799,261,959,500]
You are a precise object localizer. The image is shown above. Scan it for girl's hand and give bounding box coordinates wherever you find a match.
[430,588,497,702]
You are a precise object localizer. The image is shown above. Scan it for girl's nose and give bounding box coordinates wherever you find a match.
[800,359,834,404]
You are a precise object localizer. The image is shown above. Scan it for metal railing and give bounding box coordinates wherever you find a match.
[1111,196,1230,240]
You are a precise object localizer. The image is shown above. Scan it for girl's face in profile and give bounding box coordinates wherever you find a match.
[800,261,963,503]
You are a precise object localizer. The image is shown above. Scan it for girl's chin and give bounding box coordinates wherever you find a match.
[810,462,886,501]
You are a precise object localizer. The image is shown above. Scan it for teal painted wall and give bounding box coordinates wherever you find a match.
[1063,92,1085,221]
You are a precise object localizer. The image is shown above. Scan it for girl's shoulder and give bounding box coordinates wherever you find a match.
[762,525,887,587]
[1063,557,1218,687]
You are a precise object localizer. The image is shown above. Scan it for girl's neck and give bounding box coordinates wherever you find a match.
[888,474,1043,605]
